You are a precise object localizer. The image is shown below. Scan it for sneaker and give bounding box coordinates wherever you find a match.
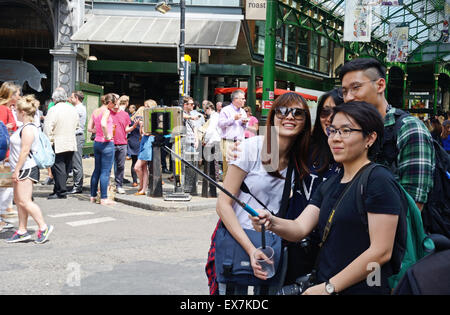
[6,231,31,243]
[35,225,54,244]
[116,187,126,194]
[42,177,54,185]
[0,219,14,231]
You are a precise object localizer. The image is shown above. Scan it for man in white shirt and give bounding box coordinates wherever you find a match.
[44,87,79,199]
[68,91,87,194]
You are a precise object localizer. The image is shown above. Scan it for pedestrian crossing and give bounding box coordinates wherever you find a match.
[6,211,117,229]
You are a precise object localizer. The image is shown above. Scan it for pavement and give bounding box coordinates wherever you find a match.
[35,156,218,213]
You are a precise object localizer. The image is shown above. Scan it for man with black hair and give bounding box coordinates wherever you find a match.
[339,58,435,210]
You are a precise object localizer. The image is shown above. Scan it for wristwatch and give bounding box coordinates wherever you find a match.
[325,280,337,295]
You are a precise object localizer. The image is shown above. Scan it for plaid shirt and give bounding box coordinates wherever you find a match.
[385,106,435,204]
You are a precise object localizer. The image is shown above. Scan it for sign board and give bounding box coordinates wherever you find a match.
[246,0,266,20]
[262,100,273,109]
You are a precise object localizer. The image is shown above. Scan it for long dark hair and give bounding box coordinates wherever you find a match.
[330,101,384,160]
[310,88,343,175]
[263,92,311,180]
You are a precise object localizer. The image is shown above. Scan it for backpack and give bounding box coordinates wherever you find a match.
[377,108,450,238]
[355,163,435,290]
[20,123,55,169]
[393,234,450,295]
[0,121,9,161]
[421,140,450,238]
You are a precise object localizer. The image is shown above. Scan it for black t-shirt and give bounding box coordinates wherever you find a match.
[309,166,403,295]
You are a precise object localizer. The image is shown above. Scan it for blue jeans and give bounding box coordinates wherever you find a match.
[91,141,114,199]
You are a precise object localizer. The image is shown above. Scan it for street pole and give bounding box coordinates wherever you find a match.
[261,0,277,121]
[179,0,186,107]
[165,0,191,201]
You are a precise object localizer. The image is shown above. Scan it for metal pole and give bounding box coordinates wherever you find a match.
[261,0,277,120]
[179,0,186,106]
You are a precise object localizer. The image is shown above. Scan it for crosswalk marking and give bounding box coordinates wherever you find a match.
[66,217,116,227]
[48,212,94,218]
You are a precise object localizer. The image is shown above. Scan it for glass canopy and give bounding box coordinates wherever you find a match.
[310,0,449,55]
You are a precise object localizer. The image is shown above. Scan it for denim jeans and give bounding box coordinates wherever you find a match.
[91,141,114,199]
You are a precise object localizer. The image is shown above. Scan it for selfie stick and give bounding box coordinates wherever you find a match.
[162,146,259,217]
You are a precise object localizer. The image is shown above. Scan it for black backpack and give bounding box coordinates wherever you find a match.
[377,108,450,238]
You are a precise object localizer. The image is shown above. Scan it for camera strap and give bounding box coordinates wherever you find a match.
[318,162,373,248]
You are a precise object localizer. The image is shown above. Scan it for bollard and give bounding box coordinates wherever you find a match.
[148,144,163,197]
[184,151,198,196]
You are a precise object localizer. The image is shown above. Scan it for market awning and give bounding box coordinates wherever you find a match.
[256,88,318,101]
[214,87,247,95]
[214,87,318,102]
[70,15,241,49]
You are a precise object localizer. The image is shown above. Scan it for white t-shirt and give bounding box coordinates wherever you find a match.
[9,123,39,171]
[229,136,288,230]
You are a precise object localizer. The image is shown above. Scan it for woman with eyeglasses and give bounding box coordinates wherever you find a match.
[210,93,311,295]
[282,88,344,285]
[251,101,402,295]
[87,93,117,205]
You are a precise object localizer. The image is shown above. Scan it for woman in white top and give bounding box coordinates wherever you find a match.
[6,95,53,244]
[214,92,312,294]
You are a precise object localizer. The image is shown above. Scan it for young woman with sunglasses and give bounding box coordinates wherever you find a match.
[210,93,311,295]
[251,102,402,295]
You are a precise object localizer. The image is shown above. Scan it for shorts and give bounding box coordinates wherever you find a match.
[18,166,40,183]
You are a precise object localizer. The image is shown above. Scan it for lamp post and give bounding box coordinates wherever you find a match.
[179,0,186,107]
[155,0,191,201]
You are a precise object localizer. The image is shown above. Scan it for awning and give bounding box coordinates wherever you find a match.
[70,15,241,49]
[214,87,247,95]
[256,88,318,102]
[214,87,317,102]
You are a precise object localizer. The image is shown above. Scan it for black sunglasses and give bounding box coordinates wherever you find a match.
[275,107,306,120]
[320,106,334,118]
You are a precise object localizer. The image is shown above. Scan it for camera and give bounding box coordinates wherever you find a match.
[276,271,317,295]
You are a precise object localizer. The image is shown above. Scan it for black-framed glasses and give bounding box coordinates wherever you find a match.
[339,80,376,98]
[326,126,364,138]
[275,107,306,121]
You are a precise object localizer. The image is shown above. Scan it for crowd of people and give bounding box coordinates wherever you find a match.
[0,81,260,241]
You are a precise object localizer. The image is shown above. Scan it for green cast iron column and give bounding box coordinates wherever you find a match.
[247,66,256,116]
[262,0,277,119]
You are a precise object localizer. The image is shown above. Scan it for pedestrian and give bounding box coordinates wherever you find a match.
[118,95,129,112]
[203,101,221,181]
[110,98,139,194]
[218,90,248,178]
[251,102,402,295]
[44,87,79,199]
[134,99,157,196]
[216,101,223,113]
[243,106,258,138]
[339,58,435,211]
[182,96,200,156]
[429,118,443,146]
[0,82,19,222]
[7,94,54,243]
[67,90,87,194]
[442,120,450,154]
[87,93,116,205]
[127,106,141,186]
[213,92,311,295]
